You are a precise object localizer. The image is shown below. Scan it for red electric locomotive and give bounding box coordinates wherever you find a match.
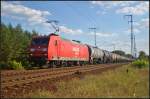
[28,33,89,67]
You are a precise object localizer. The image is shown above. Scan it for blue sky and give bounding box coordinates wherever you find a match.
[1,1,149,55]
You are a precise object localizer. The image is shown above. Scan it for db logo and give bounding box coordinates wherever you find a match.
[72,47,79,52]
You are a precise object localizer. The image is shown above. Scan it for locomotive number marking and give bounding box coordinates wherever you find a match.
[72,47,79,52]
[72,47,79,55]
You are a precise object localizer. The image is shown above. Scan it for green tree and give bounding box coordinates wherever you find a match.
[0,23,12,63]
[32,29,39,37]
[138,51,147,60]
[125,54,132,58]
[0,22,34,69]
[112,50,126,56]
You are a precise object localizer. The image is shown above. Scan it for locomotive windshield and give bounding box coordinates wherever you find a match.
[31,37,49,45]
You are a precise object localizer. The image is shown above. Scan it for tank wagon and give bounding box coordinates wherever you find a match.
[111,53,118,63]
[103,50,112,63]
[86,45,104,64]
[28,33,132,67]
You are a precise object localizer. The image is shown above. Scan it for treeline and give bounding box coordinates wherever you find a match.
[0,22,38,69]
[112,50,133,58]
[132,51,149,68]
[112,50,149,68]
[112,50,149,60]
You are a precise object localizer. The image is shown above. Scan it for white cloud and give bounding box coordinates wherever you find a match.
[103,39,149,55]
[141,18,149,28]
[59,26,83,35]
[116,2,149,15]
[1,12,25,21]
[96,10,106,15]
[134,18,149,30]
[7,1,22,4]
[91,1,136,8]
[1,1,84,35]
[136,39,149,55]
[97,40,131,53]
[134,22,140,26]
[91,1,149,16]
[124,17,149,35]
[124,28,140,35]
[134,28,140,33]
[10,15,25,21]
[1,1,51,28]
[96,11,101,14]
[89,32,116,37]
[90,6,94,9]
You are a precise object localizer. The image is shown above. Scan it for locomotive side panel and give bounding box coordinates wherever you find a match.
[47,35,60,61]
[48,35,89,62]
[59,40,80,60]
[79,44,89,61]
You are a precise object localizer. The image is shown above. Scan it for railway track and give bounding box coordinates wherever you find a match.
[1,63,127,98]
[1,63,126,88]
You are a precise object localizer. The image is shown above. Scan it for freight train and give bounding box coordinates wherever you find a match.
[28,33,132,67]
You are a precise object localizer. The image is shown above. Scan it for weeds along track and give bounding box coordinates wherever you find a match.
[1,63,126,89]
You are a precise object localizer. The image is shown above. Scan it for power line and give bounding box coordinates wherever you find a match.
[46,20,59,34]
[65,2,100,48]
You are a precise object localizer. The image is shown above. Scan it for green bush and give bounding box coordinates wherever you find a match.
[18,55,32,69]
[132,59,149,68]
[0,61,9,69]
[8,60,24,70]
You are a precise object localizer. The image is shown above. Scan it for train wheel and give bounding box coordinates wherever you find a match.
[50,61,56,68]
[66,61,70,67]
[79,62,83,66]
[61,61,66,67]
[63,61,67,67]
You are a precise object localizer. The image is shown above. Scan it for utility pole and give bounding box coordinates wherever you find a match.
[89,27,97,47]
[124,15,134,58]
[46,20,59,34]
[133,35,137,58]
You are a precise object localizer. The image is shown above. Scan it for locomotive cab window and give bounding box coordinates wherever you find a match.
[31,37,49,45]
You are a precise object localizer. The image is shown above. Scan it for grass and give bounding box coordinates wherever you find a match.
[8,60,24,70]
[25,64,149,98]
[132,59,149,68]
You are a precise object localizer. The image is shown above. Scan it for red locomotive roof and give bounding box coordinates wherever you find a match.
[49,33,59,36]
[32,33,59,39]
[32,35,48,39]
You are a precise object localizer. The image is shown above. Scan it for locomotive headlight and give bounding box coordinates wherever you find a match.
[30,48,35,52]
[42,48,47,51]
